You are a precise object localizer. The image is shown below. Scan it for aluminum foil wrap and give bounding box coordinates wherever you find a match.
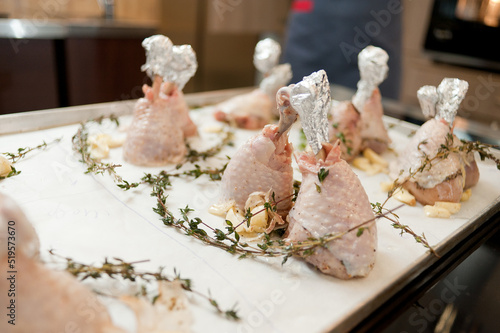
[435,78,468,124]
[352,46,389,112]
[290,70,331,155]
[141,35,198,90]
[260,63,293,98]
[141,35,173,80]
[253,38,281,74]
[417,85,438,119]
[166,45,198,90]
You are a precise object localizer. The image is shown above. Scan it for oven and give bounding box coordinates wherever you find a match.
[424,0,500,71]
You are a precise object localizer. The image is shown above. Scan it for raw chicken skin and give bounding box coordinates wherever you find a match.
[359,89,391,154]
[0,259,123,333]
[219,124,294,215]
[213,89,273,130]
[123,84,196,166]
[143,82,197,137]
[287,143,377,279]
[391,118,465,205]
[0,193,39,259]
[0,193,123,333]
[213,63,292,129]
[329,100,362,161]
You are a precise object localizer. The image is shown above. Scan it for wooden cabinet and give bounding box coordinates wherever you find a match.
[65,38,147,106]
[0,39,59,114]
[0,36,150,114]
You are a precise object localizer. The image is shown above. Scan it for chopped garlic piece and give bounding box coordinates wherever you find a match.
[352,157,371,171]
[434,201,461,214]
[203,125,224,133]
[87,135,110,160]
[380,181,394,192]
[366,163,386,176]
[363,148,388,167]
[0,155,12,177]
[353,156,387,175]
[244,191,267,211]
[247,205,268,233]
[393,188,416,206]
[92,133,124,148]
[226,207,245,228]
[461,188,472,202]
[87,133,124,160]
[209,200,236,217]
[424,205,451,218]
[233,205,269,235]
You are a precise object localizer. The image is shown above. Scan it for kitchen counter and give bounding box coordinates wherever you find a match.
[0,87,499,332]
[0,18,157,39]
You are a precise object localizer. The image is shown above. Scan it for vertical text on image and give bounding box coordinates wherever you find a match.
[6,220,17,326]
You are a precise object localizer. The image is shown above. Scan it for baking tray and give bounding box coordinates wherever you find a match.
[1,88,499,333]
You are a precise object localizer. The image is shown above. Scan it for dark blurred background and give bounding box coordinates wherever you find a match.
[0,0,499,125]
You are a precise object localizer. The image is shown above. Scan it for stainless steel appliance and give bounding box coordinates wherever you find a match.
[424,0,500,71]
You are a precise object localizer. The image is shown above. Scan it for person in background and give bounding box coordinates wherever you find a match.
[282,0,403,100]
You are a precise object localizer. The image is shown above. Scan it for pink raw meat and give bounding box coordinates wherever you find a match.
[219,124,294,215]
[123,83,196,166]
[287,143,377,279]
[213,89,273,130]
[359,88,391,154]
[329,100,362,161]
[391,118,479,205]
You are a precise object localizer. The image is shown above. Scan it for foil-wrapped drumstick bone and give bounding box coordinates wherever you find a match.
[213,38,293,129]
[254,38,293,106]
[351,45,391,154]
[218,86,296,216]
[391,78,479,205]
[123,35,198,166]
[328,46,391,160]
[285,70,377,279]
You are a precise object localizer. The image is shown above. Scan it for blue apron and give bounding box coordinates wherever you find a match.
[282,0,402,99]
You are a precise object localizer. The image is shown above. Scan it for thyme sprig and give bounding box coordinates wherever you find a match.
[0,166,20,179]
[153,181,398,264]
[48,250,239,320]
[386,133,500,204]
[72,115,416,261]
[378,132,500,257]
[71,115,449,266]
[2,138,62,163]
[116,162,229,191]
[71,114,233,189]
[372,202,438,257]
[455,137,500,169]
[71,115,124,182]
[1,138,62,179]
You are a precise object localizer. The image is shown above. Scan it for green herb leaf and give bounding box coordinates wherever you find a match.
[317,167,329,183]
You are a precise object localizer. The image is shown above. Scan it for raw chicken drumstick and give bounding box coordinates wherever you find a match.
[329,46,391,159]
[213,38,292,129]
[286,70,377,279]
[0,193,124,333]
[218,85,297,216]
[123,35,198,166]
[391,78,479,206]
[328,100,362,162]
